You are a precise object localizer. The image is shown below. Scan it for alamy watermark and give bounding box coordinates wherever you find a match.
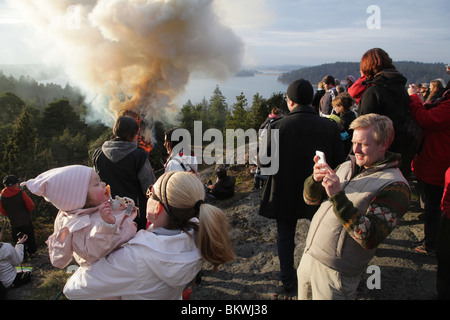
[366,265,381,289]
[366,5,381,30]
[170,121,279,175]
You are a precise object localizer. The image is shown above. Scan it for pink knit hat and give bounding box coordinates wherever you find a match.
[22,165,93,211]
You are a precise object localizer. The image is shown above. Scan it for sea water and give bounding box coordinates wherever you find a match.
[174,70,289,107]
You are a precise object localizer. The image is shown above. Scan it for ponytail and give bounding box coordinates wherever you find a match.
[197,203,235,272]
[155,171,235,271]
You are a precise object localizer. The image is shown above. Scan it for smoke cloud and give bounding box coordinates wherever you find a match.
[7,0,244,137]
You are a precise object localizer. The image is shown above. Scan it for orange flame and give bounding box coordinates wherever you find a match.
[122,110,152,154]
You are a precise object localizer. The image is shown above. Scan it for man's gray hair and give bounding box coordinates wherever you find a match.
[350,114,394,146]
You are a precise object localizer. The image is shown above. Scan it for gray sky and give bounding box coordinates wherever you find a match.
[1,0,449,67]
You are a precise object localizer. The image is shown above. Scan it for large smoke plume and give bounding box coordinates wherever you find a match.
[8,0,244,140]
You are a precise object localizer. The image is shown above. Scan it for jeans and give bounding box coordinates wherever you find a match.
[422,181,444,251]
[276,218,298,290]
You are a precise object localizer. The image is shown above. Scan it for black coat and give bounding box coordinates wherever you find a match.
[258,105,346,221]
[359,69,410,154]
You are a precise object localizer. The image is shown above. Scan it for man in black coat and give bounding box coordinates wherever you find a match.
[258,79,346,295]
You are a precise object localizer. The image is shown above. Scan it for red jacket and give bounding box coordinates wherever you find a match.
[347,76,368,105]
[442,167,450,218]
[409,93,450,187]
[0,187,35,216]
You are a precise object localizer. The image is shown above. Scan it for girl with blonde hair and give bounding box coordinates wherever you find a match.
[64,171,234,300]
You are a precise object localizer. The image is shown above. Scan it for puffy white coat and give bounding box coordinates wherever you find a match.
[63,226,203,300]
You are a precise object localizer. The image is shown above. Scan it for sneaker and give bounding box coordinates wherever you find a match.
[414,244,436,256]
[268,287,297,300]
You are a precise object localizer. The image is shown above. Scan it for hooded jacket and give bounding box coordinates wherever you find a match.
[63,222,203,300]
[93,139,156,225]
[46,204,137,269]
[359,69,410,154]
[0,187,34,228]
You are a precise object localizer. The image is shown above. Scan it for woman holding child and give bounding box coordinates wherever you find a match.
[62,171,235,300]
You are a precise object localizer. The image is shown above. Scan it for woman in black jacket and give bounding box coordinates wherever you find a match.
[358,48,412,177]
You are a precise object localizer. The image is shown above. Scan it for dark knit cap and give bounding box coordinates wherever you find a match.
[286,79,313,105]
[3,175,19,187]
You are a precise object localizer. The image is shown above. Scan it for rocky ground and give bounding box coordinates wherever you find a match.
[5,166,439,301]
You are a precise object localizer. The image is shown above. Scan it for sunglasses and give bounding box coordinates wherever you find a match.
[146,185,169,213]
[145,172,176,217]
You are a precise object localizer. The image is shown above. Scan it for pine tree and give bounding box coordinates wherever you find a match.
[248,93,269,130]
[209,85,228,132]
[2,108,38,179]
[226,92,250,131]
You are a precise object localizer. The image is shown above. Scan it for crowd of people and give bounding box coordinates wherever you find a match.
[0,47,449,300]
[257,48,450,300]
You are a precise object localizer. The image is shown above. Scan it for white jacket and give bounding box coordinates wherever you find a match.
[63,225,203,300]
[165,151,198,173]
[0,242,24,287]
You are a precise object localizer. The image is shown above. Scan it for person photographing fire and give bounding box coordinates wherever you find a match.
[298,114,411,299]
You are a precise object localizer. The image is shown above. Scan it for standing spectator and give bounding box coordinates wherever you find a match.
[298,114,411,300]
[437,166,450,299]
[0,175,36,259]
[258,78,345,295]
[0,227,30,299]
[426,79,445,102]
[345,75,356,91]
[312,81,325,114]
[347,73,367,106]
[93,115,156,230]
[319,75,338,116]
[164,127,198,174]
[259,108,283,143]
[408,84,450,255]
[420,83,430,101]
[332,92,357,155]
[357,48,411,177]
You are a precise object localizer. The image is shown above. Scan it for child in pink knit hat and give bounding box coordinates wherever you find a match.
[22,165,138,269]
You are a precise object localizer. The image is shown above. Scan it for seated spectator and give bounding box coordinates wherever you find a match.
[251,166,267,189]
[207,167,236,200]
[0,226,30,299]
